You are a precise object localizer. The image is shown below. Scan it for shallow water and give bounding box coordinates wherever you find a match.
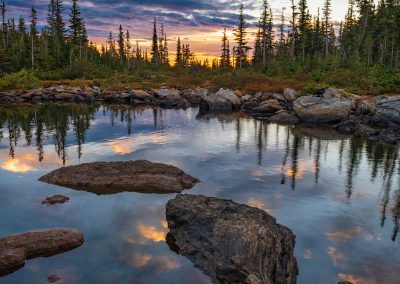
[0,104,399,284]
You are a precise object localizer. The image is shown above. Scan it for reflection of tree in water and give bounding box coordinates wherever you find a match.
[0,104,98,164]
[248,122,400,240]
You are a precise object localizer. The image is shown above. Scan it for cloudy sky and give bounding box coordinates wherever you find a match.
[5,0,350,60]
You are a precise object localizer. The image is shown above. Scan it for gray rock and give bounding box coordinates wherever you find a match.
[0,229,84,276]
[323,88,346,99]
[215,88,241,107]
[356,100,375,116]
[269,111,300,124]
[293,96,352,123]
[271,93,286,102]
[248,99,284,118]
[284,88,298,102]
[130,90,152,100]
[200,89,241,111]
[156,88,181,98]
[39,160,200,195]
[166,194,298,284]
[373,95,400,126]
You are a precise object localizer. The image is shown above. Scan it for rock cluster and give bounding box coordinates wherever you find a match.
[39,160,200,195]
[1,85,399,145]
[0,229,84,276]
[166,194,298,284]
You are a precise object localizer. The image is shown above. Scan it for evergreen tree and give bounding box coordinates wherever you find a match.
[30,6,38,69]
[233,4,250,68]
[221,28,231,68]
[322,0,332,57]
[151,18,159,65]
[69,0,87,53]
[118,25,125,61]
[175,37,182,66]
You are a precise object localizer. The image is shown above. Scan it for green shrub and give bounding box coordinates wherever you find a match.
[0,69,40,91]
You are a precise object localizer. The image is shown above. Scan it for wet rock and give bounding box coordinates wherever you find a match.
[130,90,152,100]
[293,95,352,123]
[0,229,84,276]
[248,99,284,118]
[47,274,62,283]
[182,89,201,105]
[333,119,359,134]
[368,128,400,146]
[269,111,300,124]
[372,95,400,126]
[166,194,298,284]
[41,195,70,205]
[241,99,259,111]
[293,125,351,140]
[39,160,200,195]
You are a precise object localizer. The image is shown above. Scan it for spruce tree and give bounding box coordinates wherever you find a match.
[221,28,231,68]
[151,18,159,65]
[30,6,38,69]
[233,4,250,68]
[118,25,125,61]
[175,37,182,66]
[322,0,332,58]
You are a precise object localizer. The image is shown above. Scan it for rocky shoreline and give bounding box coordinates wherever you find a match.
[1,85,399,145]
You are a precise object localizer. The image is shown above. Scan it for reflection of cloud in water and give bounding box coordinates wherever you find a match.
[247,197,272,213]
[327,246,347,265]
[303,249,313,259]
[125,252,180,272]
[338,273,374,284]
[326,226,363,243]
[285,160,317,179]
[0,150,63,173]
[137,223,167,243]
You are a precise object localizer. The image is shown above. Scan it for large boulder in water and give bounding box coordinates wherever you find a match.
[293,95,352,123]
[39,160,199,195]
[200,88,241,111]
[166,194,298,284]
[372,95,400,126]
[0,229,84,276]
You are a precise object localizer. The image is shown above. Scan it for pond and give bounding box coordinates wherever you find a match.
[0,104,399,284]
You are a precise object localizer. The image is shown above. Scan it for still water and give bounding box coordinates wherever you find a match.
[0,104,399,284]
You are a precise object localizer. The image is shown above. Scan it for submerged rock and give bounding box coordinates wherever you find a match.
[269,111,300,124]
[0,229,84,276]
[47,274,62,283]
[166,194,298,284]
[39,160,199,195]
[293,96,352,123]
[41,195,70,205]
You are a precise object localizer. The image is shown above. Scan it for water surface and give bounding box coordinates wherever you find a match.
[0,104,399,284]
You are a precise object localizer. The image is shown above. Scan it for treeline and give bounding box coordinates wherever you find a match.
[0,0,400,77]
[226,0,400,69]
[0,0,203,75]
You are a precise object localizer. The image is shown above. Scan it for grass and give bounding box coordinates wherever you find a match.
[1,63,399,96]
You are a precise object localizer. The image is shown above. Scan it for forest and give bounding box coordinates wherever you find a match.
[0,0,400,95]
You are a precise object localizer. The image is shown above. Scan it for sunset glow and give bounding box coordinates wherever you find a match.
[6,0,351,60]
